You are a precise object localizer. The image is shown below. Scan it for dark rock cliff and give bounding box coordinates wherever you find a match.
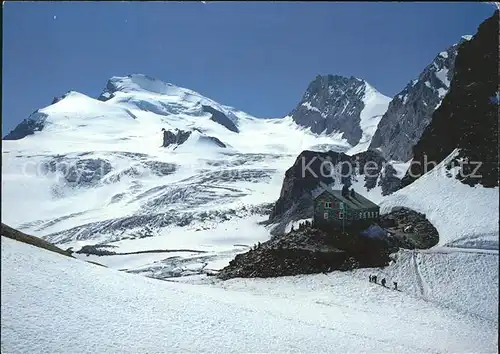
[369,38,469,162]
[201,105,239,133]
[402,11,499,188]
[3,111,48,140]
[267,149,401,235]
[289,75,374,146]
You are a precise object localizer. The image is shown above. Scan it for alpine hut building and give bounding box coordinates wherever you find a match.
[312,182,380,230]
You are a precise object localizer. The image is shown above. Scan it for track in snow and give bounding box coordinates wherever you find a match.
[411,251,429,298]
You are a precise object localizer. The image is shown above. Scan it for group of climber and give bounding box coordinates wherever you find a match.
[369,274,398,290]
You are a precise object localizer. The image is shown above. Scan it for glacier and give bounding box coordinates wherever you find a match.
[2,74,354,275]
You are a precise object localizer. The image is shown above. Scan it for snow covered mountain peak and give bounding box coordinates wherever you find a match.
[302,74,369,102]
[289,74,391,151]
[3,73,252,141]
[98,74,198,100]
[96,73,241,133]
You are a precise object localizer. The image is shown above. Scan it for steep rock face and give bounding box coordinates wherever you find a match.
[201,105,239,133]
[289,75,389,146]
[161,128,227,149]
[97,78,122,102]
[402,11,499,188]
[4,93,74,140]
[268,149,401,235]
[3,111,48,140]
[198,135,227,148]
[369,38,470,162]
[162,129,192,147]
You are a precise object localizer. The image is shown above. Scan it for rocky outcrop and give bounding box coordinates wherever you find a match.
[1,223,74,257]
[219,205,440,280]
[369,38,469,162]
[217,225,393,280]
[267,149,401,235]
[161,128,227,149]
[97,78,120,101]
[51,96,63,105]
[201,105,239,133]
[199,135,227,148]
[162,128,191,147]
[380,207,439,249]
[402,11,499,188]
[217,247,349,280]
[289,75,382,146]
[3,111,48,140]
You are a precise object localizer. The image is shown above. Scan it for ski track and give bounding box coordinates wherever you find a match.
[412,251,428,298]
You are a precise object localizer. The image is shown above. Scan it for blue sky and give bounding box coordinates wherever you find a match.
[2,2,495,133]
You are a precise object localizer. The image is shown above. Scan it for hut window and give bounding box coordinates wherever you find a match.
[323,212,329,220]
[338,212,344,219]
[325,202,332,208]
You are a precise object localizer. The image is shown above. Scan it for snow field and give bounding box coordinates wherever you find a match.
[380,149,499,248]
[2,237,497,354]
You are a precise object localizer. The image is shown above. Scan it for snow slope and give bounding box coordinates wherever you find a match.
[186,245,498,323]
[101,74,240,127]
[380,149,499,249]
[346,82,392,155]
[2,236,497,353]
[351,247,498,322]
[2,75,351,275]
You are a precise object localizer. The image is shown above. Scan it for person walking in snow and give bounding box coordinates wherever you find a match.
[393,281,398,290]
[369,275,373,282]
[372,275,377,284]
[381,278,386,287]
[161,128,168,147]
